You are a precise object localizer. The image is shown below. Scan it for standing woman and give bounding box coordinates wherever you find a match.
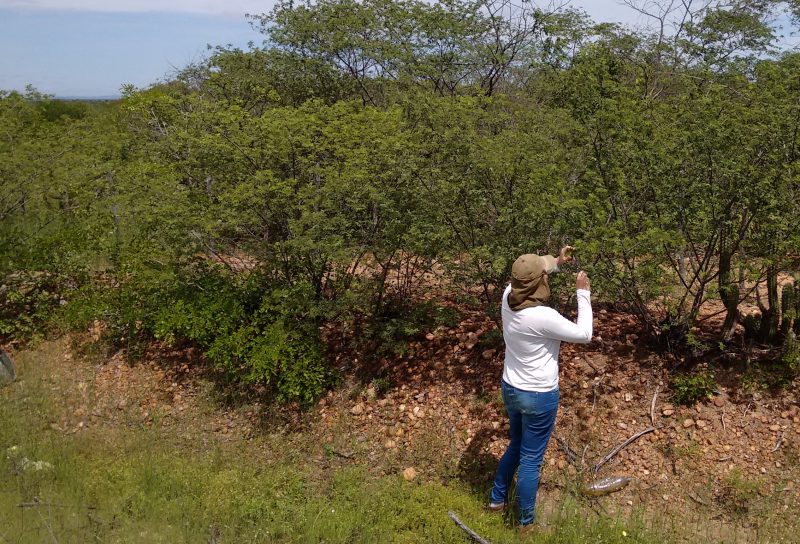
[488,246,592,531]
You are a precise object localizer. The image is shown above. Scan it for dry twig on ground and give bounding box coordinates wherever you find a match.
[771,431,785,453]
[593,426,657,475]
[448,511,493,544]
[650,386,660,427]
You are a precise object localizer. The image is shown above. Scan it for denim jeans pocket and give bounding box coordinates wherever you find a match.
[516,388,559,415]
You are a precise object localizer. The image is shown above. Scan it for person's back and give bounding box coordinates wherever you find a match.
[501,284,592,392]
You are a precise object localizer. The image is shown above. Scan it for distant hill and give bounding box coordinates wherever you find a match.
[55,96,120,102]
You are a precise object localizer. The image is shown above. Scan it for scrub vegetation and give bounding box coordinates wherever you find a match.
[2,0,800,541]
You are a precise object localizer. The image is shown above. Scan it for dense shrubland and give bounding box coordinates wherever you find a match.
[2,0,799,403]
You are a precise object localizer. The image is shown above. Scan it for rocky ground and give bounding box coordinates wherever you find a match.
[11,303,799,542]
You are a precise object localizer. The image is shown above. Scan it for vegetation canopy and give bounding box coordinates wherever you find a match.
[2,0,799,404]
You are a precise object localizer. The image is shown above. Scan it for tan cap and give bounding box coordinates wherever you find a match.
[507,254,557,311]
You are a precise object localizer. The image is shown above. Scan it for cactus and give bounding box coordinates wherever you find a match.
[743,313,760,339]
[781,283,796,338]
[782,333,800,373]
[795,281,800,337]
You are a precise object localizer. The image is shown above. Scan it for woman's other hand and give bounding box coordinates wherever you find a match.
[576,271,590,291]
[557,245,574,266]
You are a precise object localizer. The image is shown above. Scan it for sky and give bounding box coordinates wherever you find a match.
[0,1,797,98]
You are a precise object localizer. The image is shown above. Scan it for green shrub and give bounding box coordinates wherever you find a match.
[0,271,67,343]
[151,268,330,405]
[360,299,460,358]
[672,368,716,406]
[718,469,760,518]
[54,262,331,405]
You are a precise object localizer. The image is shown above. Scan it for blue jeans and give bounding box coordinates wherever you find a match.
[489,380,559,526]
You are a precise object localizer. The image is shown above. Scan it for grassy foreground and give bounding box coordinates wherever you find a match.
[0,342,776,543]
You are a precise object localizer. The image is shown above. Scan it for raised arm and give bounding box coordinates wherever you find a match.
[540,271,592,343]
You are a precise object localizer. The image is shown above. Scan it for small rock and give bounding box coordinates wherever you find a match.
[384,439,396,449]
[761,467,767,474]
[713,396,724,407]
[377,398,389,407]
[425,333,435,341]
[402,467,418,481]
[557,459,567,470]
[696,420,707,429]
[662,409,675,416]
[481,349,496,361]
[770,424,781,431]
[618,422,628,430]
[683,419,696,428]
[624,393,633,402]
[350,403,364,416]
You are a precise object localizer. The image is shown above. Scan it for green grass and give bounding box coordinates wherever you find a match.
[0,341,795,543]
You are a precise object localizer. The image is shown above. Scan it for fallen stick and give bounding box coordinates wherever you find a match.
[721,408,726,433]
[582,355,604,375]
[649,386,660,427]
[556,436,578,466]
[448,511,493,544]
[771,431,785,453]
[332,450,354,460]
[17,501,67,509]
[688,492,709,506]
[593,427,657,474]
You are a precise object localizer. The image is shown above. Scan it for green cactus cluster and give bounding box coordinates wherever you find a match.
[780,281,800,372]
[781,282,799,338]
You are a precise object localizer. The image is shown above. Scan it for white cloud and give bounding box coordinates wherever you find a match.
[0,0,273,17]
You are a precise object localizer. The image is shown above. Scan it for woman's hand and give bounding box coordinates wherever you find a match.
[576,271,591,291]
[557,245,574,266]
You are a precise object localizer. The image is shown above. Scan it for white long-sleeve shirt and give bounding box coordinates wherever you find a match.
[501,285,592,392]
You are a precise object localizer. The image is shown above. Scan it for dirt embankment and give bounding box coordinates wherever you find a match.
[8,303,799,540]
